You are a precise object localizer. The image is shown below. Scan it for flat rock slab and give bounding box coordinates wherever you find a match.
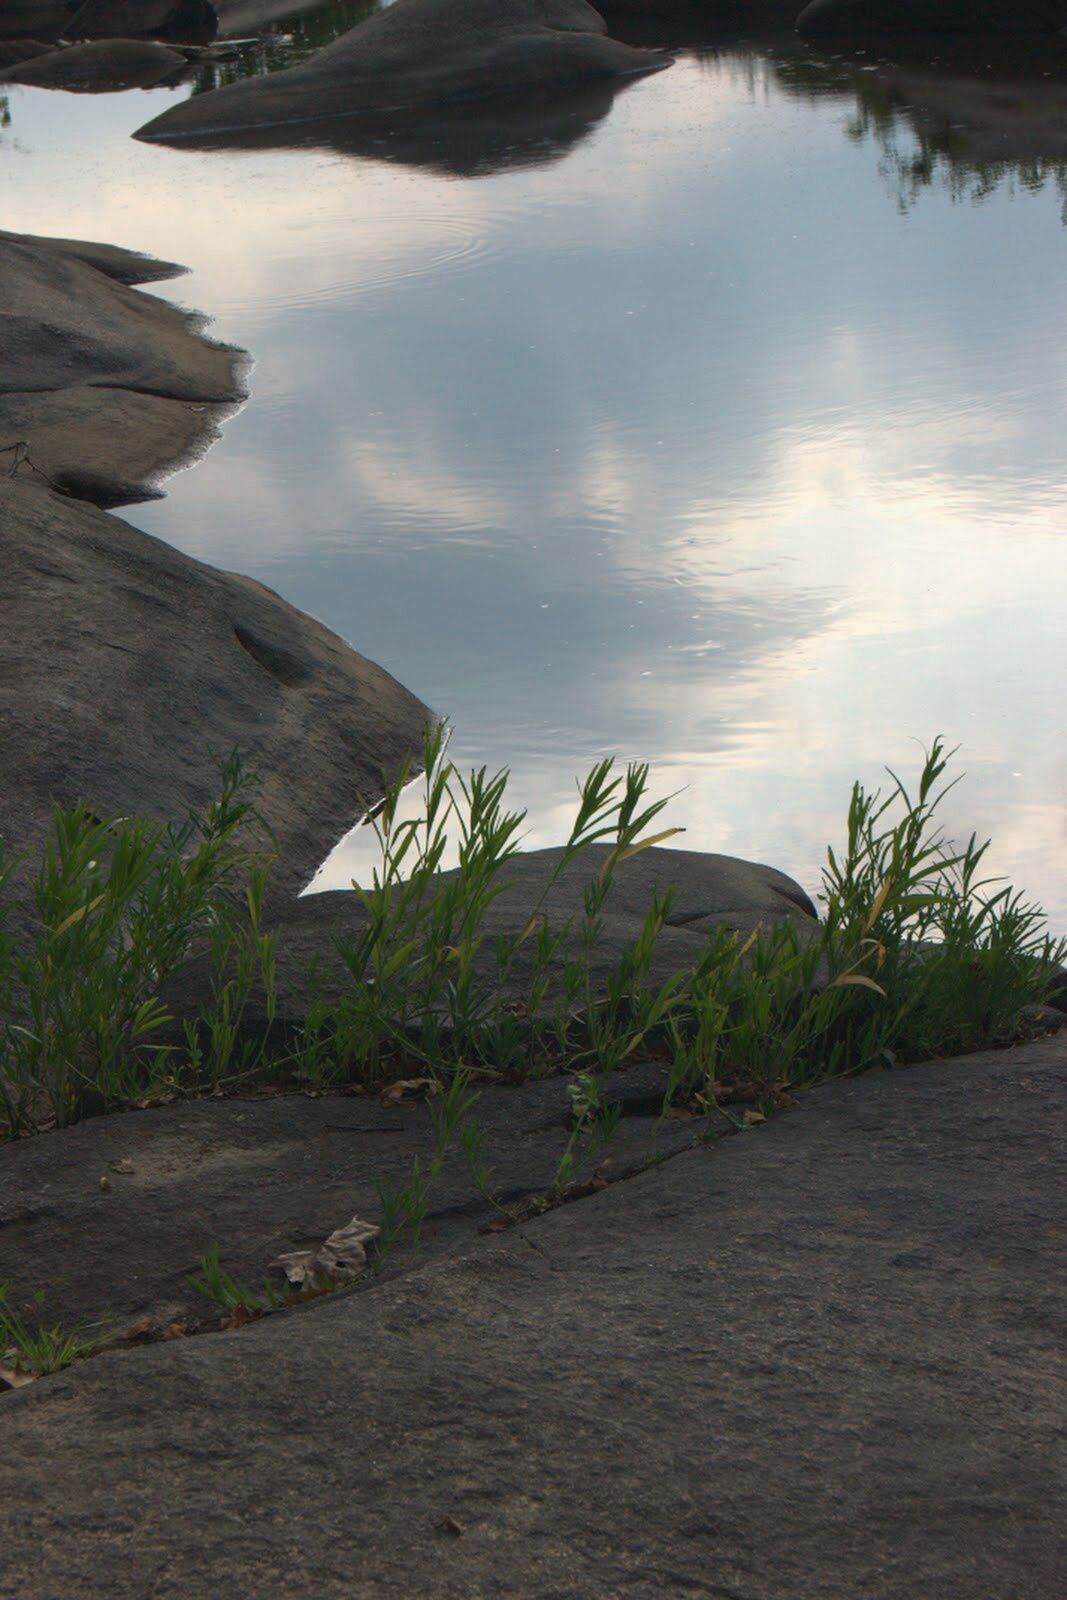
[0,1057,700,1330]
[0,480,430,905]
[3,1035,1065,1596]
[136,0,669,143]
[0,228,242,504]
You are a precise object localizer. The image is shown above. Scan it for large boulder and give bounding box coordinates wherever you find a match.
[66,0,217,42]
[797,0,1067,35]
[133,75,629,175]
[0,38,191,89]
[0,479,431,903]
[0,229,242,505]
[161,841,818,1038]
[135,0,669,142]
[0,0,216,42]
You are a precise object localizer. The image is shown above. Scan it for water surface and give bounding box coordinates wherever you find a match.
[3,12,1066,917]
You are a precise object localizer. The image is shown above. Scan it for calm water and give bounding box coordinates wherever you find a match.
[4,11,1067,917]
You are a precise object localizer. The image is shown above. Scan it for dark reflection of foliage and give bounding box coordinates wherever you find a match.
[192,0,378,95]
[768,47,1067,221]
[0,95,10,132]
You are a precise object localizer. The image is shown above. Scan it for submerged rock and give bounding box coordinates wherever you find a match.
[0,229,242,505]
[0,479,430,905]
[796,0,1067,35]
[135,0,669,142]
[0,38,190,89]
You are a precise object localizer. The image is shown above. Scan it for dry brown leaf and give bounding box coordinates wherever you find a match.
[161,1321,190,1341]
[380,1077,434,1105]
[743,1109,767,1126]
[0,1365,36,1390]
[271,1216,381,1290]
[109,1158,135,1176]
[120,1316,153,1343]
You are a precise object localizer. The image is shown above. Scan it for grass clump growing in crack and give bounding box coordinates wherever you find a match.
[0,1285,116,1377]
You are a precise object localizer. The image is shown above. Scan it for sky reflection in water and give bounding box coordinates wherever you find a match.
[2,32,1066,915]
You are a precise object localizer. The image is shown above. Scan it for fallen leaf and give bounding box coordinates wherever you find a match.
[666,1105,695,1120]
[0,1365,36,1391]
[743,1109,767,1127]
[478,1217,512,1234]
[109,1159,135,1176]
[161,1321,190,1341]
[271,1216,382,1290]
[120,1316,153,1342]
[380,1077,434,1105]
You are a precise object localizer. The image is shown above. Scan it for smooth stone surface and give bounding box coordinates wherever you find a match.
[0,1059,700,1330]
[0,479,431,904]
[2,1034,1064,1596]
[0,38,190,89]
[135,0,669,142]
[0,228,242,504]
[797,0,1067,35]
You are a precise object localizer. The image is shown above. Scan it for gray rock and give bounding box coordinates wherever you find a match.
[134,0,670,143]
[1,1033,1064,1596]
[0,0,216,43]
[0,1059,701,1331]
[0,479,431,904]
[213,0,324,34]
[797,0,1067,35]
[0,3,70,41]
[66,0,217,42]
[0,228,242,505]
[0,38,190,89]
[0,38,51,65]
[142,76,629,177]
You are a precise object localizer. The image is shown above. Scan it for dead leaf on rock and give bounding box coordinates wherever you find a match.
[743,1109,767,1127]
[380,1077,434,1105]
[109,1158,135,1175]
[270,1216,381,1290]
[0,1365,36,1390]
[120,1316,153,1343]
[161,1321,190,1341]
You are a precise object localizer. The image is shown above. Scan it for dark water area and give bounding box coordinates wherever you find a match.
[3,2,1067,912]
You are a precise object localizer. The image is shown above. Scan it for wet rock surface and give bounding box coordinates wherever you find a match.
[0,479,431,906]
[135,0,670,143]
[2,1034,1065,1597]
[0,229,243,504]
